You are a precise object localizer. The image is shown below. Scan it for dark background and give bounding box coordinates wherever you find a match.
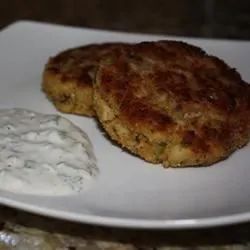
[1,0,250,39]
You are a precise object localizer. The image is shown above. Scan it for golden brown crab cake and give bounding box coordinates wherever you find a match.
[42,43,126,116]
[94,40,250,167]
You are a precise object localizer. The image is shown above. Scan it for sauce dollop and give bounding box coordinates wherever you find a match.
[0,108,98,195]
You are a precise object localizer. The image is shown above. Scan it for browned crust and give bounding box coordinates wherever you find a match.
[95,40,250,167]
[42,43,127,116]
[42,71,95,116]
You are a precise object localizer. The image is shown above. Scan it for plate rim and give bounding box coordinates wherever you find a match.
[1,196,250,229]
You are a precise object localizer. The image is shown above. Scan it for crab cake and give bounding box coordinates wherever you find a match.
[42,43,126,116]
[94,40,250,167]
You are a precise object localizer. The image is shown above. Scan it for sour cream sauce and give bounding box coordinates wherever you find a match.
[0,108,98,195]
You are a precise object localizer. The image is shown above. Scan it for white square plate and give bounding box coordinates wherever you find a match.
[0,21,249,229]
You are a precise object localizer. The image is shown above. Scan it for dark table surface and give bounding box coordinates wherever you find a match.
[1,0,250,40]
[0,1,250,249]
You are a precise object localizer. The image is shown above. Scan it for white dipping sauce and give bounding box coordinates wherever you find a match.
[0,108,98,195]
